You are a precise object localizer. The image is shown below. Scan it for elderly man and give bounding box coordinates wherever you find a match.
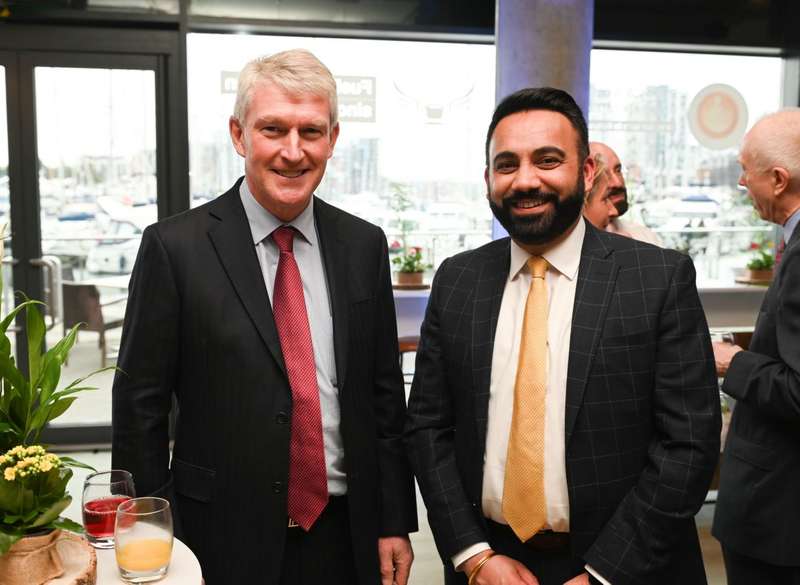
[712,109,800,584]
[406,87,720,585]
[582,153,620,230]
[112,49,416,585]
[589,142,662,246]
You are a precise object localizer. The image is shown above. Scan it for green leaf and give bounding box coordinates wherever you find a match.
[0,528,23,555]
[35,359,63,407]
[0,299,41,338]
[32,397,77,430]
[58,456,96,472]
[26,302,46,386]
[30,496,71,528]
[53,516,83,534]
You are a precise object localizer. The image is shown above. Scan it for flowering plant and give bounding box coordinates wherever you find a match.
[746,238,775,271]
[0,445,81,554]
[391,247,431,273]
[0,225,103,554]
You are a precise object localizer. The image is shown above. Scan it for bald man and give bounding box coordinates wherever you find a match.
[712,109,800,584]
[589,142,662,246]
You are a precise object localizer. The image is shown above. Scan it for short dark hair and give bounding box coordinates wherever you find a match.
[485,87,589,166]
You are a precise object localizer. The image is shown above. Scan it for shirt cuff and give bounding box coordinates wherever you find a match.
[586,564,611,585]
[451,542,492,570]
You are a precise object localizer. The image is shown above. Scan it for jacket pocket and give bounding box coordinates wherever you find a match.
[725,433,777,472]
[171,458,216,503]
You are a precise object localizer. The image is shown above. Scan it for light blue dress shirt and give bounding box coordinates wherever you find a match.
[239,180,346,495]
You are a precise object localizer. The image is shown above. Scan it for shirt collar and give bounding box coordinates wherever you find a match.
[783,207,800,244]
[239,179,316,246]
[509,218,585,281]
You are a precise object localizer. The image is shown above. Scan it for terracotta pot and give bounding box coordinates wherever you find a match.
[746,268,773,282]
[0,529,64,585]
[396,271,424,285]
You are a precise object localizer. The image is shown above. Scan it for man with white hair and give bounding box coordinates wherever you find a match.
[112,49,416,585]
[589,142,662,246]
[712,108,800,584]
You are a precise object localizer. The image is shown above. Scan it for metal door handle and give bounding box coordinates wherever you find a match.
[29,256,63,331]
[1,256,20,333]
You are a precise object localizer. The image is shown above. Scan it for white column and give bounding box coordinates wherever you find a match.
[495,0,594,112]
[492,0,595,239]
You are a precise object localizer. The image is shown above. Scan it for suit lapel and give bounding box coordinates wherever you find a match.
[314,198,350,391]
[207,184,287,376]
[565,223,618,443]
[472,240,511,452]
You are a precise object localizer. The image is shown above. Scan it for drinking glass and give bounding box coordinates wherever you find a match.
[115,497,174,583]
[82,469,136,548]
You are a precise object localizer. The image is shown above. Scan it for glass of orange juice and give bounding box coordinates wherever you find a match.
[114,497,173,583]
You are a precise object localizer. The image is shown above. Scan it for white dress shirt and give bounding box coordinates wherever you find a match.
[453,220,610,584]
[239,181,346,495]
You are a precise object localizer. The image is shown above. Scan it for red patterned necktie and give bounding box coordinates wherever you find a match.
[776,238,786,267]
[271,226,328,530]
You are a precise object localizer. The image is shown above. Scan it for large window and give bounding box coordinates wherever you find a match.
[588,50,784,285]
[188,36,787,285]
[187,33,496,268]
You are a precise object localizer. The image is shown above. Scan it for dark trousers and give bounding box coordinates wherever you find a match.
[445,521,584,585]
[723,546,800,585]
[279,496,358,585]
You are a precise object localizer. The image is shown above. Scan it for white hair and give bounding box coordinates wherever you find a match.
[746,108,800,179]
[233,49,338,126]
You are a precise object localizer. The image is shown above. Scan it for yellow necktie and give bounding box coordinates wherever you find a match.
[502,255,549,542]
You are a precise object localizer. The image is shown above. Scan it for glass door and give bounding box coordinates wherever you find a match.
[0,61,14,359]
[2,42,177,445]
[34,63,158,432]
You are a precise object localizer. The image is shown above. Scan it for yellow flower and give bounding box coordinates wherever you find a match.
[39,460,53,472]
[3,467,15,481]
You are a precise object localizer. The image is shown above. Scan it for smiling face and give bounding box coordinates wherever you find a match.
[486,109,595,251]
[230,81,339,222]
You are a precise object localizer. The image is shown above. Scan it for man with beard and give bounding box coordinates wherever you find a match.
[589,142,662,246]
[406,87,720,585]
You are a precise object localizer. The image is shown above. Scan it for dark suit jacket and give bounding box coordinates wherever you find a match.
[112,181,417,584]
[713,226,800,566]
[406,221,720,585]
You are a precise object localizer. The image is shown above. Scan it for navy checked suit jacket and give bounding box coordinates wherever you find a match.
[406,220,721,585]
[713,225,800,567]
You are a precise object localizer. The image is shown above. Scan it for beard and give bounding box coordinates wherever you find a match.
[489,176,585,246]
[609,187,629,216]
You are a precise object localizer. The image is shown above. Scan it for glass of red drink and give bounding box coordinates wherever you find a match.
[82,470,136,548]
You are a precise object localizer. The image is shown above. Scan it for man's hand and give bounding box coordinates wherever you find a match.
[378,536,413,585]
[712,341,743,376]
[563,572,591,585]
[461,552,539,585]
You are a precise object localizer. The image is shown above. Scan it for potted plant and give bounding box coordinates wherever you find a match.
[0,228,105,583]
[745,242,775,283]
[392,247,431,285]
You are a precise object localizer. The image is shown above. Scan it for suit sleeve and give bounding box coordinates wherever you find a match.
[372,234,418,536]
[722,249,800,420]
[405,259,488,559]
[112,225,180,514]
[583,255,721,583]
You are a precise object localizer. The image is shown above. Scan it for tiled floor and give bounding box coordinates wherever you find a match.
[64,450,728,585]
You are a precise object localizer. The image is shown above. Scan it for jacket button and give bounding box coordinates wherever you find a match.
[275,412,289,424]
[272,481,283,494]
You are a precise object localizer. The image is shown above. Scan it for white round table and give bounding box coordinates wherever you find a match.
[96,538,203,584]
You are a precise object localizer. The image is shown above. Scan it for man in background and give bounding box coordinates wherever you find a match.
[712,109,800,584]
[582,152,620,230]
[112,49,416,585]
[589,142,662,246]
